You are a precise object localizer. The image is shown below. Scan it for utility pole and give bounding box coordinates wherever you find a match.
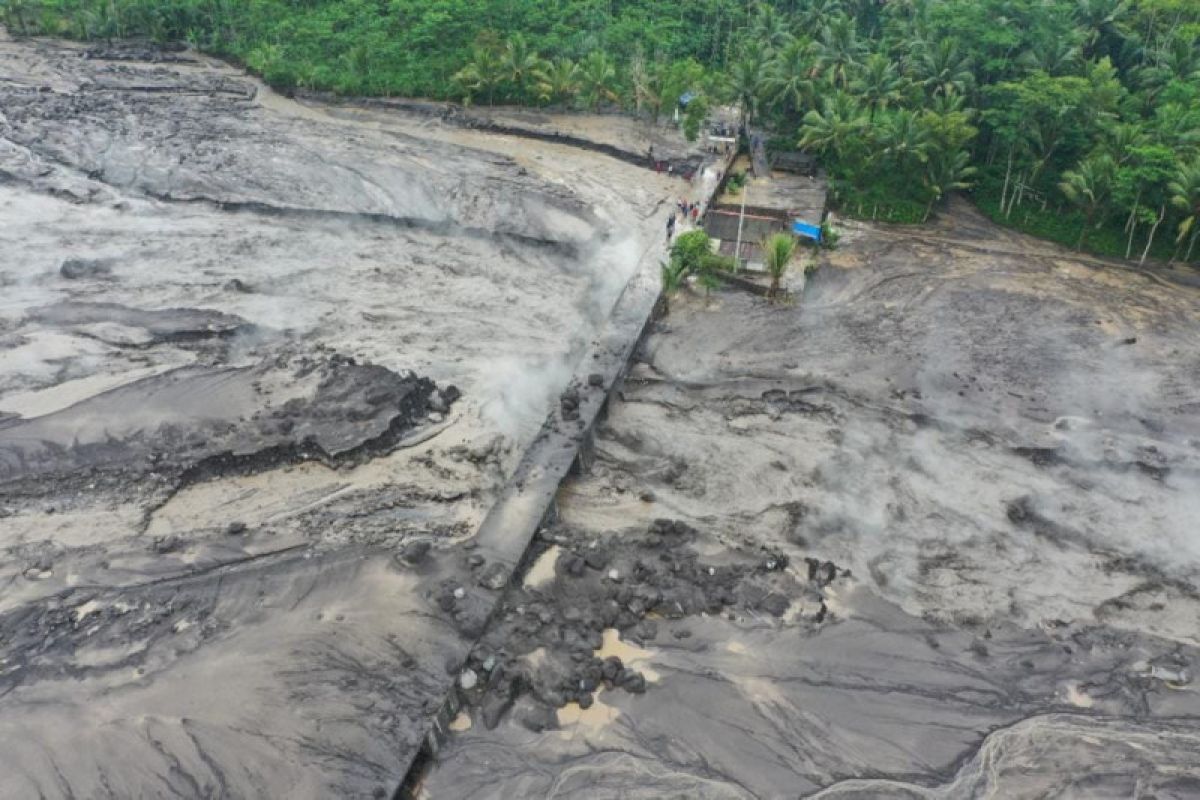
[733,177,748,273]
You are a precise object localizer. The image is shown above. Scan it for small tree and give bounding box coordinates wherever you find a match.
[452,45,504,106]
[762,232,797,300]
[922,147,976,221]
[501,33,547,104]
[579,50,619,111]
[695,253,734,300]
[670,230,714,274]
[1059,154,1115,250]
[660,259,689,314]
[536,59,580,106]
[1169,161,1200,263]
[661,231,730,308]
[682,96,709,143]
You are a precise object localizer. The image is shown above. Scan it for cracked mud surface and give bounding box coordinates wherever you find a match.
[421,202,1200,798]
[0,34,697,798]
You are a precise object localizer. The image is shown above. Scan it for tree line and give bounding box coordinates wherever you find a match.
[4,0,1199,263]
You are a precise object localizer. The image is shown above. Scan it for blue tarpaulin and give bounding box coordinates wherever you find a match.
[792,220,822,242]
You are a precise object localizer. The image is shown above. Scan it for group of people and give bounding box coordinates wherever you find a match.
[666,197,702,243]
[677,197,701,221]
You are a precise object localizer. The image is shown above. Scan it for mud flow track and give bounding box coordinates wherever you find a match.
[0,34,717,797]
[418,205,1200,797]
[4,33,1200,800]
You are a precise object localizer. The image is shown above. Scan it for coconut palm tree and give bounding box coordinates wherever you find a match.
[1059,154,1116,250]
[1100,121,1148,165]
[579,50,619,111]
[797,0,845,32]
[1169,161,1200,262]
[750,1,794,50]
[536,58,580,106]
[814,15,865,89]
[764,36,817,118]
[501,33,547,103]
[726,49,769,127]
[1159,34,1200,83]
[1074,0,1130,59]
[762,233,798,300]
[1018,36,1082,76]
[883,108,933,169]
[452,45,504,106]
[910,37,973,98]
[853,53,904,120]
[799,92,868,161]
[922,147,976,221]
[1150,104,1200,159]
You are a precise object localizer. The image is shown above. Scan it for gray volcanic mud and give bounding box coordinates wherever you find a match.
[421,202,1200,798]
[0,33,693,798]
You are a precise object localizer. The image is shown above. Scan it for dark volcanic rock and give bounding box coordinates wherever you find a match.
[60,258,114,280]
[449,518,842,729]
[0,354,448,497]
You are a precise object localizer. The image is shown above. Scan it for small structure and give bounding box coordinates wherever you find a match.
[702,152,828,270]
[792,220,822,244]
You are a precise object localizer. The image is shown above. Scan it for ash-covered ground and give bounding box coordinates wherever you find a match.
[0,34,696,798]
[422,202,1200,798]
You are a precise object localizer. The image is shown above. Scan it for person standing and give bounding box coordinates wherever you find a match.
[666,212,676,242]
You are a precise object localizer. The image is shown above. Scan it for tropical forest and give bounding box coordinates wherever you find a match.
[5,0,1200,261]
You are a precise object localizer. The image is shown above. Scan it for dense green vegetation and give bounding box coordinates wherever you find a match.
[4,0,1199,263]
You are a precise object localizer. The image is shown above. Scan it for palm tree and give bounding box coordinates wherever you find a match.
[797,0,845,32]
[1169,161,1200,263]
[762,233,798,299]
[726,49,769,128]
[882,108,933,169]
[1150,103,1200,159]
[799,92,868,164]
[1159,34,1200,83]
[852,53,904,120]
[1074,0,1130,59]
[1018,36,1082,75]
[911,37,973,98]
[452,46,504,106]
[1059,155,1116,250]
[1100,121,1148,165]
[926,89,971,116]
[579,50,619,111]
[536,59,580,106]
[764,36,817,118]
[814,15,865,89]
[922,147,976,221]
[750,1,793,50]
[501,33,547,103]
